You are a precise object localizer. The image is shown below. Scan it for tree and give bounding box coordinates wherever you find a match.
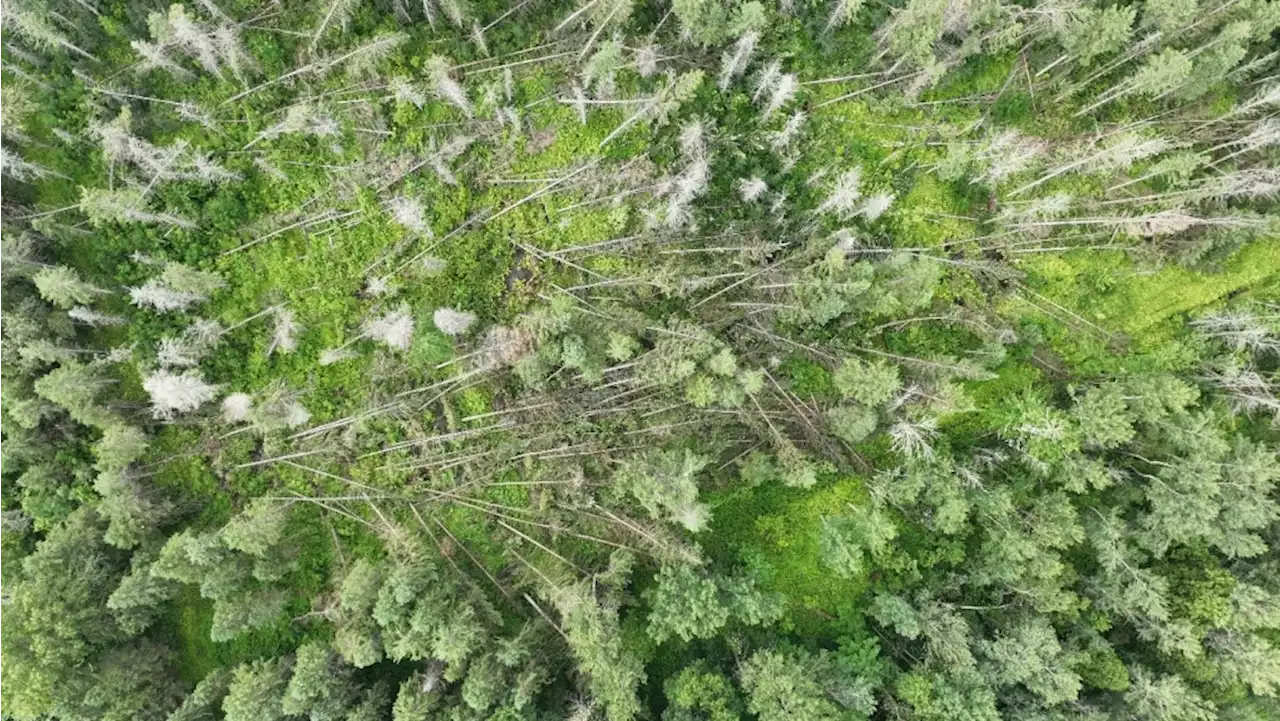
[15,461,91,529]
[739,648,844,721]
[223,659,289,721]
[282,642,360,720]
[815,168,864,218]
[107,550,180,635]
[167,669,232,721]
[1208,631,1280,698]
[129,281,205,312]
[872,594,975,669]
[1125,667,1216,721]
[673,0,764,47]
[95,467,177,548]
[1056,5,1135,66]
[93,424,149,472]
[363,305,415,350]
[73,640,185,721]
[152,529,225,585]
[392,670,443,721]
[210,587,287,642]
[1143,0,1197,33]
[149,526,291,642]
[583,39,626,96]
[977,616,1081,705]
[143,369,219,419]
[4,0,98,58]
[334,559,386,667]
[32,265,106,308]
[718,31,757,90]
[663,663,742,721]
[81,187,195,228]
[460,654,507,712]
[877,0,949,69]
[827,404,879,444]
[1131,49,1194,98]
[343,682,393,721]
[425,55,473,117]
[645,563,783,642]
[646,564,730,643]
[268,308,300,355]
[222,499,290,557]
[129,263,224,311]
[612,448,711,532]
[833,357,902,407]
[1,508,127,718]
[433,307,477,336]
[372,553,490,672]
[552,570,645,721]
[892,668,999,721]
[34,360,117,428]
[819,503,896,579]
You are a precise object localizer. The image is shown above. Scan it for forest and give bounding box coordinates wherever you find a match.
[1,0,1279,718]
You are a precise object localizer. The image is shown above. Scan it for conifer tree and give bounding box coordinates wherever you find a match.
[32,265,106,308]
[223,659,289,721]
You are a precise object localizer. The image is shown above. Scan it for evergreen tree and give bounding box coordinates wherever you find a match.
[1,508,127,718]
[662,664,743,721]
[32,265,106,308]
[646,564,730,643]
[223,659,289,721]
[612,448,711,532]
[72,640,185,721]
[107,549,180,635]
[167,669,232,721]
[552,561,645,721]
[282,641,360,720]
[739,648,844,721]
[222,499,290,557]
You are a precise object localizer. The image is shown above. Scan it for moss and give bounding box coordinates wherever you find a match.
[1074,646,1130,692]
[706,475,870,636]
[1005,239,1280,375]
[779,356,835,398]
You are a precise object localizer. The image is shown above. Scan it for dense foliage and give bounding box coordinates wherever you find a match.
[2,0,1279,719]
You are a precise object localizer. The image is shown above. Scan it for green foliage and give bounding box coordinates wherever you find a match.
[552,566,646,721]
[370,553,490,673]
[818,503,896,579]
[93,424,149,473]
[1057,5,1135,65]
[221,500,289,557]
[151,526,293,642]
[69,640,185,721]
[1,509,124,709]
[977,616,1081,704]
[739,648,848,721]
[663,664,743,721]
[647,564,728,643]
[646,564,781,643]
[32,265,104,308]
[282,641,359,720]
[827,404,878,444]
[672,0,765,46]
[223,658,288,721]
[1143,0,1197,33]
[613,448,712,532]
[108,550,180,635]
[33,361,116,428]
[833,356,901,407]
[4,3,1280,721]
[1072,382,1135,448]
[1125,667,1216,721]
[166,668,232,721]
